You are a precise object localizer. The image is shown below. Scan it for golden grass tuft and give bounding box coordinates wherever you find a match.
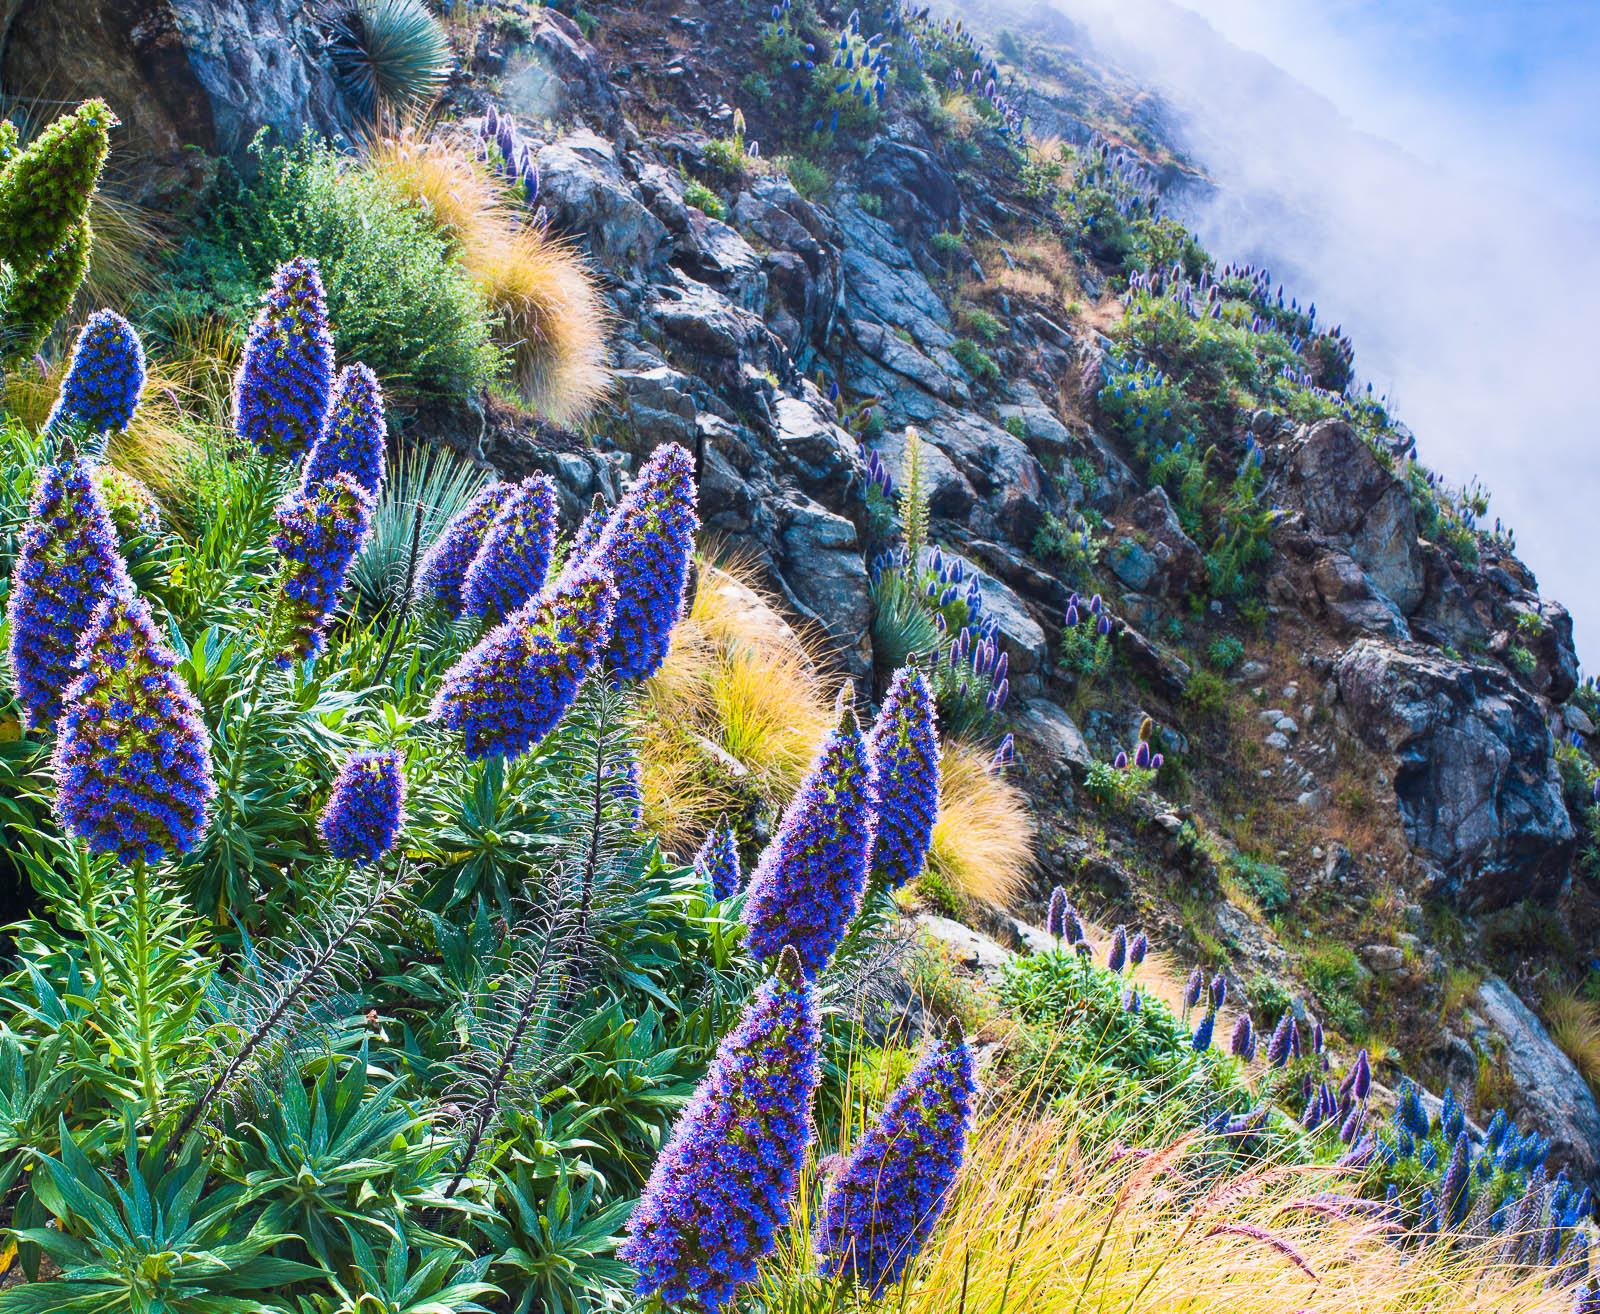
[924,740,1033,908]
[362,133,610,426]
[1545,988,1600,1095]
[761,1089,1581,1313]
[640,554,1037,905]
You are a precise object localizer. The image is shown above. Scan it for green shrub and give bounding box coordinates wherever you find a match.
[1084,761,1155,811]
[161,133,503,403]
[962,307,1004,343]
[1205,635,1244,672]
[931,229,964,257]
[951,337,1000,384]
[1004,415,1026,440]
[682,179,726,220]
[740,72,774,101]
[1508,645,1537,676]
[781,154,830,200]
[1183,668,1230,721]
[1225,854,1290,912]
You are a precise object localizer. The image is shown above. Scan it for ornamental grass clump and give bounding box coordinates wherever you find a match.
[319,748,406,864]
[819,1020,975,1296]
[460,473,558,623]
[696,821,743,902]
[302,363,387,496]
[575,442,699,681]
[53,589,215,863]
[418,481,511,618]
[621,945,820,1309]
[271,472,375,661]
[430,563,618,761]
[42,309,146,438]
[743,688,879,978]
[865,666,940,890]
[6,454,134,730]
[234,255,336,461]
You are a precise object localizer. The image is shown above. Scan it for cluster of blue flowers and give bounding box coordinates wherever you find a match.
[6,455,134,730]
[461,474,558,623]
[233,255,335,461]
[54,589,215,863]
[571,442,699,681]
[42,309,145,438]
[621,946,820,1309]
[479,103,546,227]
[302,364,386,497]
[271,472,375,661]
[430,564,618,761]
[865,667,940,890]
[419,483,514,619]
[695,821,743,902]
[319,748,406,865]
[743,687,879,978]
[819,1021,975,1295]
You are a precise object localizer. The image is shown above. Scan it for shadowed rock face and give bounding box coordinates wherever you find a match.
[1336,640,1574,909]
[1288,418,1424,614]
[2,0,353,162]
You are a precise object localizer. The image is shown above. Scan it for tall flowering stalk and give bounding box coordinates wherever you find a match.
[864,667,940,890]
[418,482,513,619]
[271,473,375,661]
[302,363,386,497]
[696,821,743,902]
[53,589,215,862]
[234,256,335,461]
[1046,886,1068,941]
[621,946,820,1309]
[431,564,618,760]
[819,1020,975,1295]
[319,749,406,864]
[6,455,133,730]
[461,474,558,623]
[574,442,698,680]
[42,309,145,438]
[742,688,879,978]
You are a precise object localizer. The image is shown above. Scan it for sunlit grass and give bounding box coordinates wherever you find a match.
[926,742,1033,908]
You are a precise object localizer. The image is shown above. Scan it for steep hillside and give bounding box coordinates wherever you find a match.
[1,0,1598,1309]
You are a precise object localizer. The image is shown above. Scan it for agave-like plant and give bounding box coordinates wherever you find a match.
[327,0,454,117]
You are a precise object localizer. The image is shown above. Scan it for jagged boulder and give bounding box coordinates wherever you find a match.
[498,8,622,133]
[778,498,871,677]
[1,0,351,160]
[1471,977,1600,1188]
[538,131,671,286]
[1288,419,1424,614]
[860,139,961,238]
[1335,641,1573,909]
[1125,486,1205,593]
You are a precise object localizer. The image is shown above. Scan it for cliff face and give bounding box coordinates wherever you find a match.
[8,0,1598,1184]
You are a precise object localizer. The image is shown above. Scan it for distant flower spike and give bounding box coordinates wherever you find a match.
[6,455,133,730]
[54,589,215,863]
[431,564,618,761]
[1107,925,1127,973]
[621,946,820,1309]
[319,748,405,865]
[233,256,335,461]
[820,1020,975,1296]
[1046,886,1068,940]
[43,309,145,437]
[461,474,559,623]
[1128,931,1148,965]
[271,473,374,661]
[1230,1013,1255,1061]
[418,482,512,618]
[696,820,743,902]
[743,688,879,977]
[865,667,940,890]
[575,442,699,680]
[302,363,386,497]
